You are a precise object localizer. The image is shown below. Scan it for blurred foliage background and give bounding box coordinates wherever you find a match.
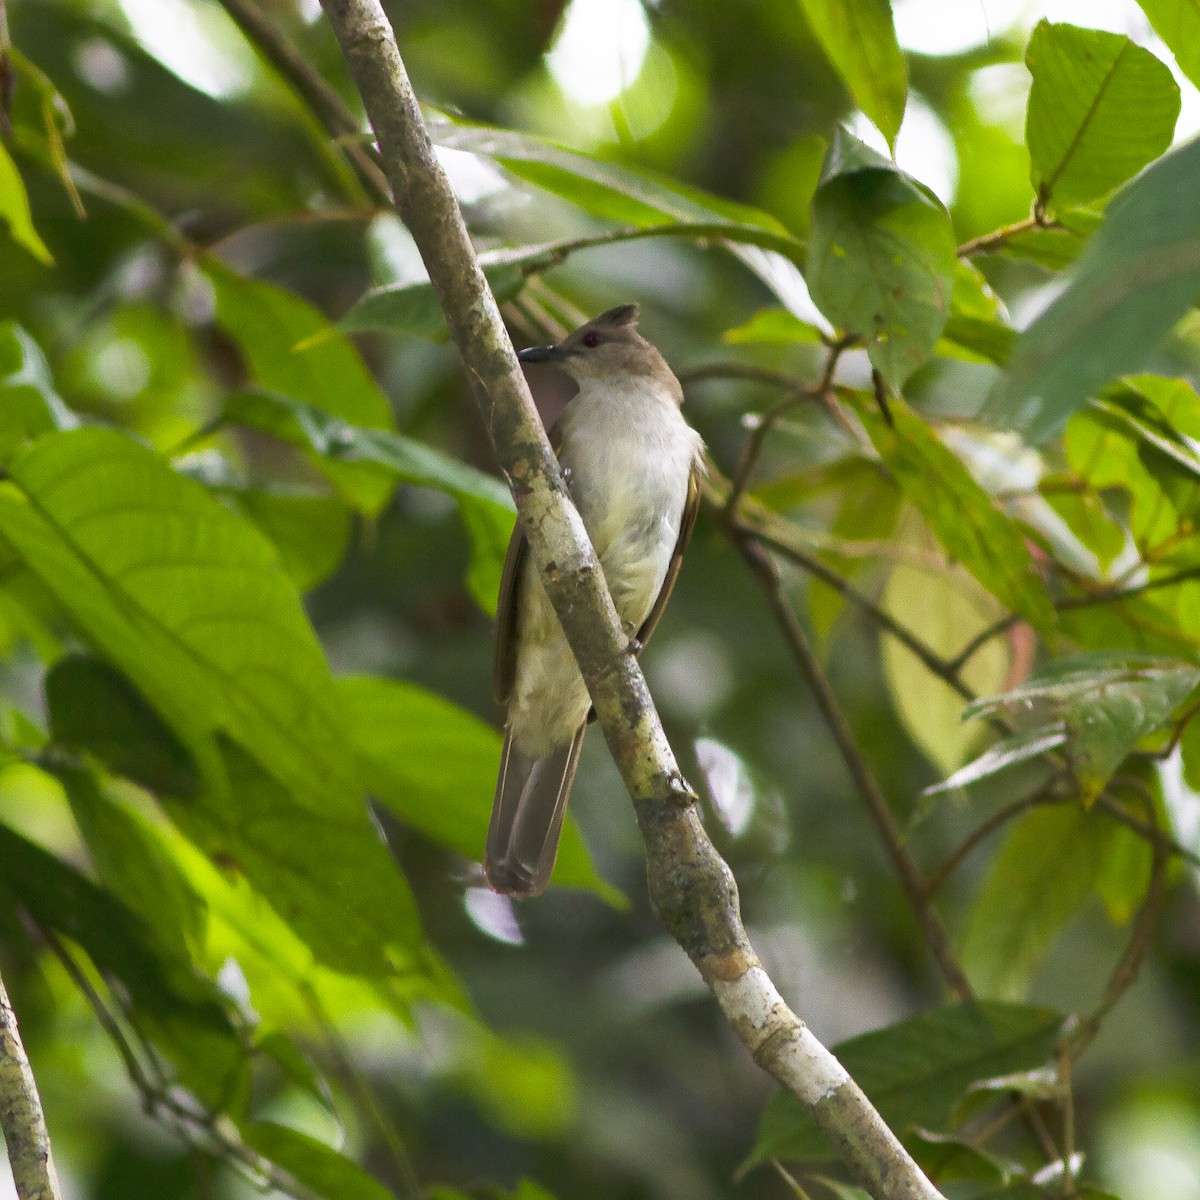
[3,0,1200,1198]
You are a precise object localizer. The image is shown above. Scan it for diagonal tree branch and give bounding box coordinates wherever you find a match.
[316,1,945,1196]
[0,968,63,1200]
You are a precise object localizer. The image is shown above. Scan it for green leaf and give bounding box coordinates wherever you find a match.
[60,766,207,960]
[427,113,814,319]
[47,655,201,799]
[963,651,1200,801]
[722,308,823,345]
[925,727,1067,795]
[205,262,396,513]
[340,263,526,340]
[1135,0,1200,91]
[991,136,1200,442]
[856,396,1056,635]
[748,1002,1063,1166]
[807,130,957,387]
[0,323,74,461]
[168,736,428,978]
[960,805,1123,998]
[337,676,620,902]
[229,488,353,592]
[240,1122,394,1200]
[1025,22,1180,207]
[0,142,53,265]
[222,391,515,615]
[880,562,1010,775]
[0,819,247,1109]
[0,428,360,816]
[796,0,908,150]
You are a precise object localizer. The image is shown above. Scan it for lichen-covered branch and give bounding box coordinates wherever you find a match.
[0,969,63,1200]
[316,1,945,1196]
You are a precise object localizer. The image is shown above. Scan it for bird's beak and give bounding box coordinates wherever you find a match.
[517,344,565,364]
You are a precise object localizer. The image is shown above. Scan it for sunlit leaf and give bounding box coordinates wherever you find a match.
[0,428,360,814]
[1135,0,1200,91]
[0,819,247,1109]
[960,805,1123,998]
[0,142,53,265]
[1025,22,1179,207]
[796,0,908,149]
[807,130,957,387]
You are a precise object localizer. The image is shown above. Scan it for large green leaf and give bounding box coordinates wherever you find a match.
[748,1003,1063,1166]
[0,819,247,1110]
[426,114,815,320]
[1025,22,1179,208]
[337,676,620,902]
[796,0,907,149]
[168,736,427,980]
[807,130,957,387]
[1135,0,1200,90]
[959,805,1123,999]
[856,397,1055,635]
[957,652,1200,803]
[60,766,207,961]
[240,1122,395,1200]
[0,142,53,265]
[222,390,516,614]
[205,262,396,512]
[0,427,359,814]
[991,136,1200,441]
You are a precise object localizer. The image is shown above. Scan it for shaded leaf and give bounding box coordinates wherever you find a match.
[427,113,815,321]
[748,1003,1063,1166]
[0,323,74,461]
[960,805,1123,998]
[796,0,908,149]
[222,390,515,614]
[1025,22,1179,207]
[925,727,1067,795]
[230,487,353,592]
[722,308,822,345]
[807,129,957,387]
[46,654,200,800]
[206,262,396,513]
[336,676,620,902]
[856,396,1055,634]
[991,136,1200,441]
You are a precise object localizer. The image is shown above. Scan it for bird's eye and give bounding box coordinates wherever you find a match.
[582,331,601,348]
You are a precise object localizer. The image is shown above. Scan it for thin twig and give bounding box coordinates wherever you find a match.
[922,788,1067,898]
[43,933,342,1200]
[955,204,1060,258]
[736,534,975,999]
[722,336,854,524]
[215,0,391,204]
[0,967,64,1200]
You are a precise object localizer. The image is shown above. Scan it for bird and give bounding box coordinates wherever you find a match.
[486,303,705,897]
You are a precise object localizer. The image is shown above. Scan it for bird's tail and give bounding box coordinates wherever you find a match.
[485,725,586,896]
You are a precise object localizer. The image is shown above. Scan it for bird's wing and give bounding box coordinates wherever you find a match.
[492,520,527,705]
[635,461,701,648]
